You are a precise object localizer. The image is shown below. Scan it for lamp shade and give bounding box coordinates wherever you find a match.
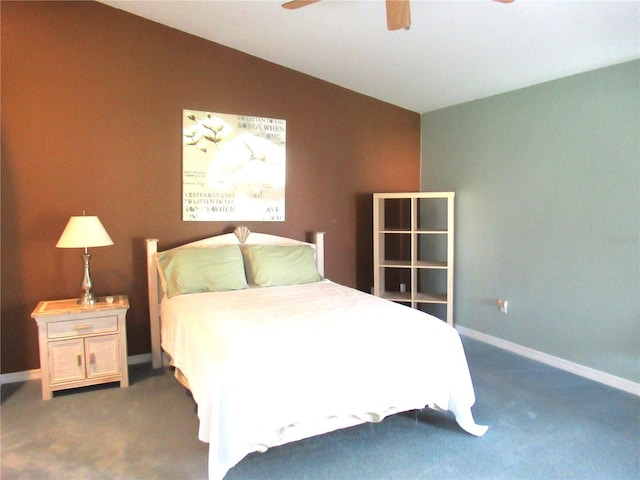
[56,216,114,248]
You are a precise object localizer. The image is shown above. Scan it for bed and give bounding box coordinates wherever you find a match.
[146,226,487,480]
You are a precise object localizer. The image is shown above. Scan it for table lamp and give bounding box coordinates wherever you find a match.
[56,214,114,305]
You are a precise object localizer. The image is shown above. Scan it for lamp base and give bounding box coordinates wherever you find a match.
[77,251,97,306]
[77,291,97,306]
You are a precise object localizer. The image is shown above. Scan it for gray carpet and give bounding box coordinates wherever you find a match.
[2,337,638,480]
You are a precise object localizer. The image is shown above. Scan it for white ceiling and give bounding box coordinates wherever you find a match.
[102,0,640,113]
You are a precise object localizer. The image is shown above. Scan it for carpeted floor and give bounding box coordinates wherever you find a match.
[2,336,638,479]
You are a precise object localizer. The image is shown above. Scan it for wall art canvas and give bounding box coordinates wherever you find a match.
[182,110,286,221]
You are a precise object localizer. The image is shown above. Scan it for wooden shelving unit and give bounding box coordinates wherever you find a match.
[373,192,455,324]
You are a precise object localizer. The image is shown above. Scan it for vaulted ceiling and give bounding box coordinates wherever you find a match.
[102,0,640,113]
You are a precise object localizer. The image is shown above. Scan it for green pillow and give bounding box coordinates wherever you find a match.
[243,244,323,287]
[157,246,247,298]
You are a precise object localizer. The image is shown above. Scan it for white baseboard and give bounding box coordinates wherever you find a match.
[0,353,153,385]
[128,353,153,365]
[4,339,638,397]
[456,325,640,396]
[0,368,41,384]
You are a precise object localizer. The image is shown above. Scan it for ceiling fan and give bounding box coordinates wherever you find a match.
[283,0,514,31]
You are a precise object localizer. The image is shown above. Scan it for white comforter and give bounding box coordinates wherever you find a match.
[161,280,487,480]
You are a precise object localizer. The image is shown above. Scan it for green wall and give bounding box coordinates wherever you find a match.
[421,60,639,383]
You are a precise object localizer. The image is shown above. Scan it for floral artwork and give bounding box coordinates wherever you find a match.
[182,110,286,221]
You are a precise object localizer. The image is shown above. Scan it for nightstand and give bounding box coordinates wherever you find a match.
[31,295,130,400]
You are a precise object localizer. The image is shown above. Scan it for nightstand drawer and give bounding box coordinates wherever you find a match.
[47,315,118,339]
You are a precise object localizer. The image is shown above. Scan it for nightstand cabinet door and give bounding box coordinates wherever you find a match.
[86,334,120,378]
[48,339,85,384]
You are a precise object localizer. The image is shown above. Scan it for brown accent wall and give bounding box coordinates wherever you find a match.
[1,1,420,374]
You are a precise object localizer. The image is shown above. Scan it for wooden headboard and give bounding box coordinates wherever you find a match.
[145,226,325,368]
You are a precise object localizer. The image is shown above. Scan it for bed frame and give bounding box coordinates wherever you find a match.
[146,226,325,369]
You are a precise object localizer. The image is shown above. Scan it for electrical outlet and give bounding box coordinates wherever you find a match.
[497,299,508,313]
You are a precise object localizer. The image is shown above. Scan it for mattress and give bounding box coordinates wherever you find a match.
[160,280,487,479]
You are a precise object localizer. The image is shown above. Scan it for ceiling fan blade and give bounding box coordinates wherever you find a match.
[282,0,321,9]
[386,0,411,31]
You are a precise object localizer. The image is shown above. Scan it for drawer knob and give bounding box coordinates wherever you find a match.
[74,325,91,331]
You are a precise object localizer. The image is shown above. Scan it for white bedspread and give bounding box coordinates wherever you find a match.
[161,280,487,480]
